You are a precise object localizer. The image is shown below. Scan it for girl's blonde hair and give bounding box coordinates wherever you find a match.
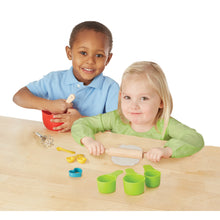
[118,61,173,137]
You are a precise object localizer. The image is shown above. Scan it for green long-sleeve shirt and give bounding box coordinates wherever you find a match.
[71,110,204,158]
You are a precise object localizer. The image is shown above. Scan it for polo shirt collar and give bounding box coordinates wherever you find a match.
[64,67,103,89]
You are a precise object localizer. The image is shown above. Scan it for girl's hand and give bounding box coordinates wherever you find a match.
[144,147,172,162]
[81,137,105,156]
[51,108,82,132]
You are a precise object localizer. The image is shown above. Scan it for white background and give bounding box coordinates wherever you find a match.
[1,0,220,147]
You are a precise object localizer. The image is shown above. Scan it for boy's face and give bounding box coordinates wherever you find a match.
[120,74,163,132]
[66,29,112,85]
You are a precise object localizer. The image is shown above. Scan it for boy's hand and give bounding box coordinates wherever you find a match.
[81,137,105,156]
[143,147,172,162]
[47,99,73,114]
[51,108,82,132]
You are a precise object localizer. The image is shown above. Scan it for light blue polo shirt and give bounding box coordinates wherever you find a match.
[27,67,119,116]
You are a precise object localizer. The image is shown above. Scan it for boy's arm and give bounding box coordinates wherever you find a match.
[13,86,48,110]
[164,118,204,158]
[13,87,72,114]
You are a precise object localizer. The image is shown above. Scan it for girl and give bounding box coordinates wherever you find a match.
[71,61,204,162]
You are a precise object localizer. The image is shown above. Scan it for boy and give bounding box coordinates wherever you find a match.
[13,21,119,132]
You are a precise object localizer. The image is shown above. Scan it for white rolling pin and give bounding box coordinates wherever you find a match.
[105,147,143,159]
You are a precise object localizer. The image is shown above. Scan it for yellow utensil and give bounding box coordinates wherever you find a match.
[66,156,76,163]
[76,154,87,164]
[66,154,87,164]
[56,146,75,154]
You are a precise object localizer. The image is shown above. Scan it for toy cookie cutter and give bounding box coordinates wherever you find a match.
[69,168,83,177]
[76,154,87,164]
[143,165,161,188]
[66,156,76,163]
[97,170,123,194]
[123,168,145,195]
[66,154,87,164]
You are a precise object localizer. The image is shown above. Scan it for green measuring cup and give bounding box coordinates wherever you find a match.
[97,170,123,194]
[123,168,145,195]
[143,165,161,188]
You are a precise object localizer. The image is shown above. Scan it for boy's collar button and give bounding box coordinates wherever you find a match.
[77,84,80,88]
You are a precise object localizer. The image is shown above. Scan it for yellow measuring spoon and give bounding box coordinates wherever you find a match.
[56,147,75,154]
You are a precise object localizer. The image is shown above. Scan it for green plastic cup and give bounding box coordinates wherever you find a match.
[97,170,123,194]
[143,165,161,188]
[123,168,145,195]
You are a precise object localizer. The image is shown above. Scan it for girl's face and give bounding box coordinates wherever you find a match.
[120,74,163,132]
[66,29,112,85]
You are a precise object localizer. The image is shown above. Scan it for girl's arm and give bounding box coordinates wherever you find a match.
[71,111,114,147]
[163,117,204,158]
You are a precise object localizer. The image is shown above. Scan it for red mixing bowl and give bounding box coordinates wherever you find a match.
[42,111,63,131]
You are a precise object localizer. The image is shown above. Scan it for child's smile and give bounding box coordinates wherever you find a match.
[82,68,95,73]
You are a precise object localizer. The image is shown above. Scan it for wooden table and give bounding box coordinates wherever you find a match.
[0,116,220,211]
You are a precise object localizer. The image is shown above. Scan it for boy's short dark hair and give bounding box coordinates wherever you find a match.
[69,21,113,52]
